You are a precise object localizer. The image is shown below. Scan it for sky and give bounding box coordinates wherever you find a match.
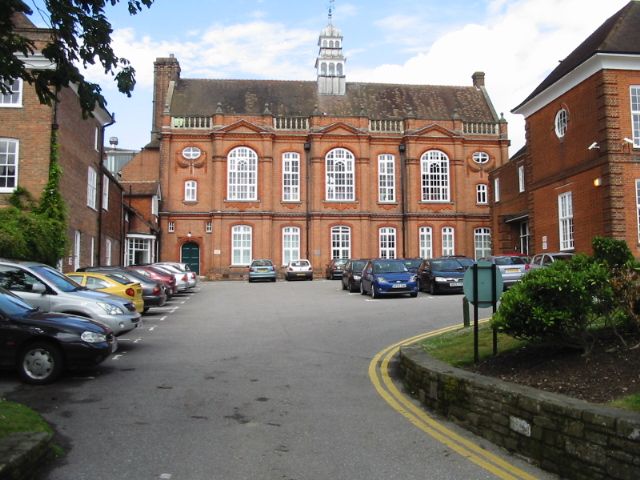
[27,0,632,155]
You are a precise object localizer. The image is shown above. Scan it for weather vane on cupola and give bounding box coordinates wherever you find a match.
[328,0,334,24]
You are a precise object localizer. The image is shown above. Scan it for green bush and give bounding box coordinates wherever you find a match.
[592,236,634,268]
[491,255,612,352]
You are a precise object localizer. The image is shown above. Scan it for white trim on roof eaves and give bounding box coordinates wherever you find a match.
[15,53,55,70]
[512,53,640,118]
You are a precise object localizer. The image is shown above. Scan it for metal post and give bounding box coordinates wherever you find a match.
[473,264,479,363]
[462,296,470,327]
[492,264,498,356]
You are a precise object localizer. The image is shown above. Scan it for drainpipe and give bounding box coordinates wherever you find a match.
[304,140,312,260]
[97,114,116,266]
[399,143,408,258]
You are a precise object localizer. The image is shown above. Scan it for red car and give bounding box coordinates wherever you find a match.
[127,265,178,297]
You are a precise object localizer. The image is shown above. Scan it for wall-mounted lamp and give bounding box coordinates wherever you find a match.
[593,177,602,187]
[304,142,311,151]
[398,144,406,153]
[187,231,192,238]
[623,137,634,145]
[588,142,599,150]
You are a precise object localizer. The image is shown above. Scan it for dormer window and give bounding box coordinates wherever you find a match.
[182,146,201,160]
[555,108,569,138]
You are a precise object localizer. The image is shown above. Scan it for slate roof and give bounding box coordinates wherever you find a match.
[169,79,498,123]
[514,1,640,111]
[121,181,159,196]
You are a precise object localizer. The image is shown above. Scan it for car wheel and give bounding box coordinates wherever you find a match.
[271,277,276,282]
[143,307,150,313]
[410,292,418,298]
[360,281,367,295]
[342,279,347,290]
[309,275,313,281]
[371,284,378,299]
[429,281,436,295]
[417,278,423,292]
[18,341,63,385]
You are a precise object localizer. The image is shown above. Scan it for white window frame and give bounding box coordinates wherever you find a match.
[637,180,640,243]
[558,192,574,251]
[421,150,450,202]
[94,127,100,152]
[476,184,488,205]
[520,221,530,255]
[0,79,22,107]
[185,180,197,202]
[232,225,252,266]
[87,167,97,209]
[125,234,156,266]
[168,221,175,233]
[206,221,212,233]
[555,108,568,138]
[102,175,109,210]
[631,86,640,148]
[325,148,355,201]
[227,147,258,201]
[378,154,395,203]
[152,195,159,216]
[472,151,489,164]
[474,227,491,259]
[90,237,95,267]
[518,165,525,193]
[494,178,500,203]
[379,227,397,259]
[419,226,433,259]
[73,231,81,271]
[0,138,19,193]
[282,152,300,202]
[442,227,455,256]
[182,146,201,160]
[282,226,301,265]
[105,238,112,266]
[331,226,351,259]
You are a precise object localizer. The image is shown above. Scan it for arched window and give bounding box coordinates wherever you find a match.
[321,62,327,75]
[555,108,569,138]
[184,180,197,202]
[232,225,252,265]
[329,40,334,48]
[335,40,340,48]
[329,63,335,75]
[474,228,492,259]
[337,63,343,75]
[282,227,300,265]
[326,148,355,201]
[227,147,258,200]
[322,40,327,47]
[419,227,433,259]
[379,227,396,259]
[331,226,351,259]
[421,150,450,202]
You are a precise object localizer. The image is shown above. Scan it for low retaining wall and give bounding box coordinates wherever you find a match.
[399,344,640,480]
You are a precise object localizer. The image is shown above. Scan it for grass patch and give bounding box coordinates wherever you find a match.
[0,399,53,441]
[609,394,640,412]
[421,323,525,367]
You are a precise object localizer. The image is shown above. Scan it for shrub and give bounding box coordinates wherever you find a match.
[592,236,634,268]
[491,255,612,353]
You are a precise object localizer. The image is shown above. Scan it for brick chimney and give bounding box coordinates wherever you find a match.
[472,71,485,88]
[152,54,181,141]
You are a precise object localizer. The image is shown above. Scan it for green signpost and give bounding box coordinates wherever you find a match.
[463,261,504,363]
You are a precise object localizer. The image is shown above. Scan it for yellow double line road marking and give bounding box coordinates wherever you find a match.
[369,326,539,480]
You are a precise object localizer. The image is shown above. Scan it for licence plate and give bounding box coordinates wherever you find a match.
[258,268,268,272]
[392,283,406,288]
[296,273,306,276]
[450,282,463,287]
[506,268,520,273]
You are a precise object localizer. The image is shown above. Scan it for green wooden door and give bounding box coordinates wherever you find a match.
[181,242,200,275]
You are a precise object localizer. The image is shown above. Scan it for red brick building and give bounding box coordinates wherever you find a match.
[491,1,640,258]
[124,17,509,278]
[0,14,124,271]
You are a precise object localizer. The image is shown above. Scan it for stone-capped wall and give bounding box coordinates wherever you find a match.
[399,344,640,480]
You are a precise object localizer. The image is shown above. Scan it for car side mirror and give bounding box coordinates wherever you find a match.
[31,282,46,294]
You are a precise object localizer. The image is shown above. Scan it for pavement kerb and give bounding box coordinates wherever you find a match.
[0,432,54,480]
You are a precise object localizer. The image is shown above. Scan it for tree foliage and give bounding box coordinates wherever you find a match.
[1,0,154,116]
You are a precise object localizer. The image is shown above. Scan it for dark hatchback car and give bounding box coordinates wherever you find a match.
[127,265,178,297]
[400,258,423,273]
[0,287,116,384]
[417,257,474,294]
[77,266,167,312]
[341,259,368,292]
[360,259,418,298]
[325,258,348,279]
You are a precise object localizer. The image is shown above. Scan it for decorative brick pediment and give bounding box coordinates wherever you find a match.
[218,119,269,134]
[412,124,458,138]
[317,122,362,136]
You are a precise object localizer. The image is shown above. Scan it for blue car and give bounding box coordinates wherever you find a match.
[248,259,277,282]
[360,259,418,298]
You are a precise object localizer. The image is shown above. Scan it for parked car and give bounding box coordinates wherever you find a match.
[154,262,198,288]
[360,259,418,298]
[127,265,178,297]
[400,258,423,273]
[528,252,574,270]
[76,266,167,312]
[248,259,277,282]
[284,259,313,281]
[67,271,145,313]
[341,259,368,292]
[416,257,474,294]
[478,255,529,289]
[0,287,117,384]
[150,264,190,292]
[0,259,141,336]
[325,258,348,279]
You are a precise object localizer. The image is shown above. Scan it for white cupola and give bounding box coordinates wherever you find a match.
[315,2,346,95]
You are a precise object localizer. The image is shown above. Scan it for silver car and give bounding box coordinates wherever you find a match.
[0,260,141,336]
[150,264,190,292]
[155,262,197,288]
[478,255,529,290]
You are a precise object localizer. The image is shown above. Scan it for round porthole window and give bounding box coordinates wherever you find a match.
[472,151,489,164]
[182,146,201,160]
[555,109,568,138]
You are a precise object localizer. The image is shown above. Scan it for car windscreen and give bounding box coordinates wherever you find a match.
[31,265,82,292]
[373,261,408,273]
[495,256,527,265]
[252,260,273,267]
[432,260,465,271]
[455,258,475,268]
[290,261,309,267]
[402,259,422,268]
[0,290,36,316]
[106,273,133,285]
[352,261,367,272]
